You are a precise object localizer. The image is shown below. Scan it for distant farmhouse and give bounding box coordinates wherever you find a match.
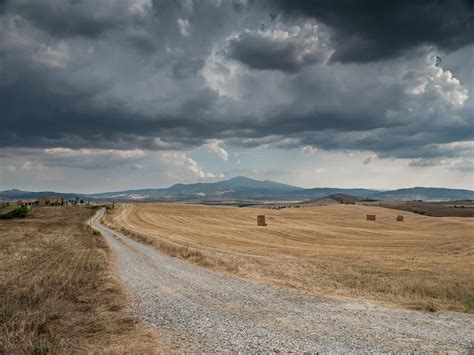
[39,196,64,206]
[17,200,39,207]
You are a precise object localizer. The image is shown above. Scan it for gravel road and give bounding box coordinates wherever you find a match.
[92,209,474,352]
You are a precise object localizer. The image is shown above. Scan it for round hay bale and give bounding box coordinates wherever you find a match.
[396,215,404,222]
[257,215,267,226]
[366,214,376,221]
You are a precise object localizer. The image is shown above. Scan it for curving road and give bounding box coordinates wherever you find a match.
[91,209,474,352]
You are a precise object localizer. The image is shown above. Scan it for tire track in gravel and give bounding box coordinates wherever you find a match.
[92,209,474,352]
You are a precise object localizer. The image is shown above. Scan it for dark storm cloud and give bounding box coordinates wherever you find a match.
[271,0,474,62]
[227,31,305,72]
[0,0,472,166]
[225,25,329,72]
[3,0,150,39]
[293,113,474,160]
[224,108,474,160]
[0,78,222,151]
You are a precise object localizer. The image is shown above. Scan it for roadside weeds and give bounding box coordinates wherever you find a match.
[0,206,161,353]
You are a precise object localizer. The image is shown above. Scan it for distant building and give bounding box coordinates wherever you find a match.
[17,200,38,207]
[39,196,63,206]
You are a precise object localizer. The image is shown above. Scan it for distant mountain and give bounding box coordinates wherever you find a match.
[213,176,301,191]
[1,177,473,203]
[90,176,302,200]
[164,175,301,195]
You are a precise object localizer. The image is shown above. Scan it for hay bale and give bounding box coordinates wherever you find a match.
[257,215,267,226]
[366,214,376,221]
[396,215,404,222]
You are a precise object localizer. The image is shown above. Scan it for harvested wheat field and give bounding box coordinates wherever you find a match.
[0,206,161,354]
[104,203,474,313]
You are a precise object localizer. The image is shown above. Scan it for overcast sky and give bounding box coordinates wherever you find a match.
[0,0,473,193]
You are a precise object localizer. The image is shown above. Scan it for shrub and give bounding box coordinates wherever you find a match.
[0,206,28,219]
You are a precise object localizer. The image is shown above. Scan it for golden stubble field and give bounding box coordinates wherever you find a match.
[104,202,474,313]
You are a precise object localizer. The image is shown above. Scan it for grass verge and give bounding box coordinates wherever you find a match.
[0,206,161,353]
[102,216,239,273]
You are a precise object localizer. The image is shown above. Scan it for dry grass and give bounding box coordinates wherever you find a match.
[0,206,161,354]
[105,203,474,313]
[106,224,234,272]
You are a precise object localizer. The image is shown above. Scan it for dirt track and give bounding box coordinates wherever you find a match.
[92,209,474,352]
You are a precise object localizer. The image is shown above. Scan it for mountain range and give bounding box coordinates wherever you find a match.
[1,176,473,203]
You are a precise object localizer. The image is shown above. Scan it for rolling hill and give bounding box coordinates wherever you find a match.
[1,176,473,203]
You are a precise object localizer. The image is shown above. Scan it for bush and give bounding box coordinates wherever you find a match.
[0,206,28,219]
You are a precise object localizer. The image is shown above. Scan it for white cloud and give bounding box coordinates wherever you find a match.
[22,160,47,172]
[161,152,216,178]
[177,18,191,37]
[128,0,152,15]
[206,139,228,161]
[22,161,32,170]
[35,41,70,69]
[44,147,145,159]
[153,137,186,150]
[40,148,146,169]
[405,52,468,107]
[203,22,332,97]
[302,145,318,156]
[132,163,144,170]
[201,49,241,97]
[429,141,474,155]
[408,157,474,171]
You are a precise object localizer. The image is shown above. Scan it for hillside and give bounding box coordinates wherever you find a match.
[1,177,473,203]
[303,194,367,205]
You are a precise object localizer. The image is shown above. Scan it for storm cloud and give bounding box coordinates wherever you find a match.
[0,0,473,189]
[225,23,331,72]
[270,0,474,63]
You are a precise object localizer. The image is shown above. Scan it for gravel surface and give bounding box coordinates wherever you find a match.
[92,209,474,352]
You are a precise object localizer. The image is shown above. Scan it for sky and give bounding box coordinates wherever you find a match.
[0,0,473,193]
